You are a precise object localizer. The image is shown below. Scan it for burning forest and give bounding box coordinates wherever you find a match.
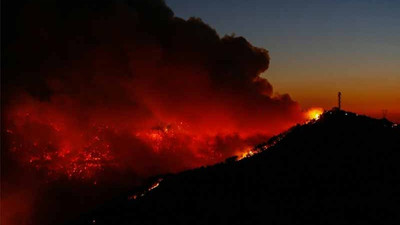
[2,1,316,224]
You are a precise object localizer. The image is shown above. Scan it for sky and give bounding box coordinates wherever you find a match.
[166,0,400,121]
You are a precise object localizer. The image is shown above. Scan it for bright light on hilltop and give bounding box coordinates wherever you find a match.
[306,108,324,121]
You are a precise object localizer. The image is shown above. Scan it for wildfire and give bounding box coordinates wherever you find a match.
[237,148,255,161]
[148,179,162,191]
[236,142,270,161]
[4,122,114,179]
[128,178,163,200]
[306,108,324,121]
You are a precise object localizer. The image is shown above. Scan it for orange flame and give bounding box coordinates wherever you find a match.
[306,108,324,121]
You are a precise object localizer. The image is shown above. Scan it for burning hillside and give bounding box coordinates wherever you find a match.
[2,1,314,224]
[3,0,306,181]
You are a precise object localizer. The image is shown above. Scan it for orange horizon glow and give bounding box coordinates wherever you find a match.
[265,61,400,123]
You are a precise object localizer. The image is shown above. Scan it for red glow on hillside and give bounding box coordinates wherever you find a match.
[2,1,306,223]
[4,89,303,180]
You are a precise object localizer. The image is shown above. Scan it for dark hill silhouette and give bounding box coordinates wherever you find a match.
[75,110,400,225]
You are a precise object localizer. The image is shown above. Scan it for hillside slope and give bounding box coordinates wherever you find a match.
[77,110,400,225]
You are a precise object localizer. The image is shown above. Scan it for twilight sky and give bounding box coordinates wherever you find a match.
[166,0,400,121]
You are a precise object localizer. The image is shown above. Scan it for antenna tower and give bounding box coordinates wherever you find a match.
[382,109,388,119]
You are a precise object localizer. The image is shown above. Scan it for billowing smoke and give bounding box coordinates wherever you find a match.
[2,0,304,224]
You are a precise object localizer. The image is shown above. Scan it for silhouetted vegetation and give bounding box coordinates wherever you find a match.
[74,110,400,225]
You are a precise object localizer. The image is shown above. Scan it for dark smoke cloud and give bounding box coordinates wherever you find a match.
[2,0,304,224]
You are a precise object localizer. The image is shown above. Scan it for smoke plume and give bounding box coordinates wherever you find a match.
[2,0,304,224]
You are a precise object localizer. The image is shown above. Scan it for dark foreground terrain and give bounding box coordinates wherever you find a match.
[75,110,400,225]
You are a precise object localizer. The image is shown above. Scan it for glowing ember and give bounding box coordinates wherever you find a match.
[148,178,162,191]
[237,148,255,161]
[306,108,324,121]
[128,178,163,200]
